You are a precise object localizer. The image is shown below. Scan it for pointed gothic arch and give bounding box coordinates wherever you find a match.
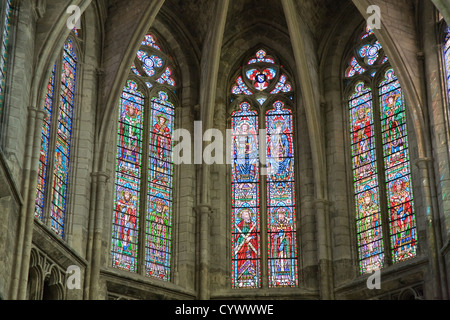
[229,47,299,289]
[110,30,180,282]
[33,28,82,239]
[343,23,418,274]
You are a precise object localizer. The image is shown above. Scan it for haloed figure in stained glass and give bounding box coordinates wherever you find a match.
[384,93,404,166]
[61,60,75,96]
[114,185,138,264]
[353,104,374,179]
[234,208,258,287]
[51,150,66,234]
[390,178,415,259]
[358,189,381,263]
[151,113,172,181]
[120,98,142,173]
[234,119,258,181]
[267,115,293,180]
[269,207,294,285]
[147,196,170,278]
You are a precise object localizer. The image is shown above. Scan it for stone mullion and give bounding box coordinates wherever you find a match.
[260,109,268,289]
[371,79,393,268]
[137,92,151,276]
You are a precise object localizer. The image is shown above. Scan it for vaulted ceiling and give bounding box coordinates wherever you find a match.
[154,0,353,54]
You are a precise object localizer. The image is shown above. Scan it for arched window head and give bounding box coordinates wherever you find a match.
[34,28,80,238]
[230,48,298,289]
[231,49,293,106]
[111,32,177,282]
[345,24,417,275]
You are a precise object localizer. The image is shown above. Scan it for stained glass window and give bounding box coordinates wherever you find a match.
[111,32,177,282]
[34,30,79,239]
[345,25,417,274]
[0,0,13,120]
[231,49,298,289]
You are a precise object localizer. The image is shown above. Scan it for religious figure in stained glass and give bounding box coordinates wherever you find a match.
[113,185,138,269]
[119,88,143,175]
[269,207,295,286]
[233,207,259,288]
[356,188,383,273]
[267,108,293,180]
[383,92,405,166]
[234,120,258,182]
[50,147,67,234]
[147,195,170,279]
[352,104,375,180]
[151,113,172,178]
[389,177,415,261]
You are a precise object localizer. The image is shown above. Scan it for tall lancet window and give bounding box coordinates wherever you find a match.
[34,29,80,238]
[344,24,417,275]
[0,0,13,121]
[230,49,298,289]
[111,33,177,282]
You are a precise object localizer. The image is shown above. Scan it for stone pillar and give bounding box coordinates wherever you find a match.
[282,0,332,300]
[315,199,334,300]
[196,204,212,300]
[416,158,443,299]
[197,0,229,300]
[83,171,98,299]
[16,107,46,300]
[88,172,109,300]
[421,0,449,299]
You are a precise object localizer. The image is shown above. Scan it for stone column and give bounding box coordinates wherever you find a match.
[421,0,449,299]
[197,0,229,300]
[282,0,332,300]
[88,172,109,300]
[83,170,98,299]
[416,158,443,299]
[315,199,334,300]
[196,204,212,300]
[16,106,46,300]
